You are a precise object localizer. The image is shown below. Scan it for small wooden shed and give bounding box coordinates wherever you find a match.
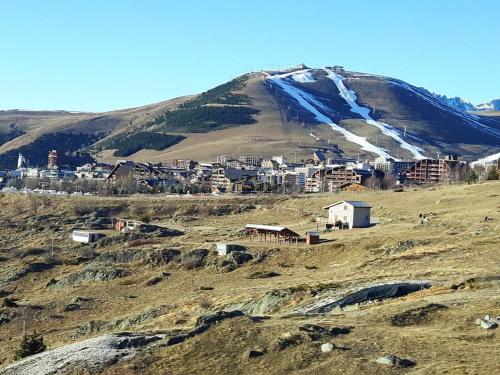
[305,230,320,245]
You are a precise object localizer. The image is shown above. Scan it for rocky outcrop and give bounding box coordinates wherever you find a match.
[49,267,130,288]
[295,282,432,315]
[226,290,293,315]
[5,262,55,282]
[1,332,165,375]
[161,310,245,346]
[391,303,447,326]
[73,305,171,338]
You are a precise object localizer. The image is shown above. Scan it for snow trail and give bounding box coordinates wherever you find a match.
[324,69,426,159]
[267,73,395,159]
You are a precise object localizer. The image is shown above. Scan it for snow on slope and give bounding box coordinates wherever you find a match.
[388,79,500,139]
[267,71,395,159]
[470,152,500,167]
[324,69,427,160]
[292,71,316,83]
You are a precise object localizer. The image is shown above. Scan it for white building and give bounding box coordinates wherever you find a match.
[72,230,104,243]
[322,200,372,229]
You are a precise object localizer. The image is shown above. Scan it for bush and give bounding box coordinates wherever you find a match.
[486,166,499,181]
[198,297,213,310]
[71,201,96,216]
[14,331,47,359]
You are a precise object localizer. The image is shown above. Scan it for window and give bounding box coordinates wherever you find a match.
[344,205,347,210]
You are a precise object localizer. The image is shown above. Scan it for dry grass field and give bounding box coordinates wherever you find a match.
[0,182,499,374]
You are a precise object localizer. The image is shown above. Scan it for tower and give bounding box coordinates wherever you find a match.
[17,153,26,169]
[48,150,58,169]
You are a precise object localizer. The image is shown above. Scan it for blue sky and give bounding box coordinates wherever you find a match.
[1,0,498,112]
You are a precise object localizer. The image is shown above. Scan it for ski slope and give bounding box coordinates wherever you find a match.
[470,152,500,166]
[267,71,395,159]
[324,69,427,159]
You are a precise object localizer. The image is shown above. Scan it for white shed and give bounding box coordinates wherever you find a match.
[214,243,247,256]
[323,200,371,229]
[72,230,104,243]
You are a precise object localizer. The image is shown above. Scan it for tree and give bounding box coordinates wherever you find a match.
[486,166,499,181]
[14,331,47,359]
[465,170,478,184]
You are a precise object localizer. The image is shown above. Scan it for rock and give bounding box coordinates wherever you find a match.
[376,354,415,367]
[145,276,163,286]
[247,271,281,279]
[480,320,498,329]
[228,251,253,265]
[45,278,58,287]
[147,249,181,267]
[6,262,55,282]
[320,343,334,352]
[227,290,293,315]
[49,267,131,288]
[391,303,448,326]
[0,311,15,325]
[181,249,209,269]
[161,310,245,347]
[295,282,432,314]
[248,349,266,358]
[2,298,18,308]
[274,333,302,351]
[139,224,183,237]
[64,303,80,312]
[0,332,165,375]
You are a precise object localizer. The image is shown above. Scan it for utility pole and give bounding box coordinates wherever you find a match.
[22,307,27,337]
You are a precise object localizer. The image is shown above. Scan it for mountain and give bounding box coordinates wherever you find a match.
[427,92,476,112]
[1,66,500,168]
[476,99,500,111]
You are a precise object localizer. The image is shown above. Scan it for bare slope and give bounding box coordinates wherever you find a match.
[0,182,499,374]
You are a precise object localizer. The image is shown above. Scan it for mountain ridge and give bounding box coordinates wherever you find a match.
[0,66,499,168]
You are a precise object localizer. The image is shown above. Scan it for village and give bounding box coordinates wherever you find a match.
[1,148,499,196]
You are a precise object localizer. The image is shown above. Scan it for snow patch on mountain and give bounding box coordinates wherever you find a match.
[267,71,395,159]
[325,69,427,159]
[292,71,316,83]
[470,152,500,167]
[476,99,500,111]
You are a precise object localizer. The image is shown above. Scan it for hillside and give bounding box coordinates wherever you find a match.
[1,67,500,167]
[0,182,499,374]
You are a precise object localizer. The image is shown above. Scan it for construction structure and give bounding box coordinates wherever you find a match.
[48,150,58,170]
[403,156,462,184]
[245,224,300,244]
[113,218,142,232]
